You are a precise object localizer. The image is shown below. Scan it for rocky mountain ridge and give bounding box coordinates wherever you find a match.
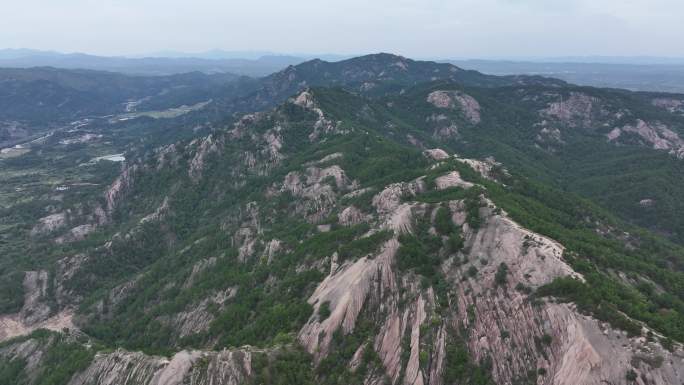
[1,57,684,385]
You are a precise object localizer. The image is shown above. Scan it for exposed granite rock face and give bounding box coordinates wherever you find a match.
[55,223,97,244]
[0,271,75,342]
[426,114,460,140]
[546,303,684,385]
[464,205,579,288]
[434,171,473,190]
[423,148,449,161]
[339,205,367,226]
[234,226,258,261]
[296,166,684,385]
[313,152,344,165]
[30,212,67,236]
[154,143,179,171]
[541,92,601,127]
[292,90,344,141]
[372,178,425,215]
[652,97,684,114]
[158,288,237,339]
[68,348,252,385]
[536,124,564,145]
[54,254,88,307]
[86,275,141,324]
[403,294,427,385]
[224,201,262,262]
[228,112,285,176]
[105,164,138,213]
[451,203,579,384]
[608,119,684,159]
[262,239,283,264]
[140,196,170,224]
[69,350,165,385]
[372,180,426,236]
[384,203,420,235]
[2,335,257,385]
[456,156,507,181]
[280,164,353,223]
[298,239,399,361]
[188,135,220,181]
[427,90,481,124]
[432,124,459,140]
[447,202,684,385]
[17,271,51,325]
[2,336,253,385]
[262,127,284,163]
[427,325,446,385]
[537,92,684,160]
[183,258,218,288]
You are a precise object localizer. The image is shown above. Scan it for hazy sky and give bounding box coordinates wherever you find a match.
[3,0,684,58]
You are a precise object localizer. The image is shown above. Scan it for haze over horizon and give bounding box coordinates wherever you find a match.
[4,47,684,65]
[2,0,684,59]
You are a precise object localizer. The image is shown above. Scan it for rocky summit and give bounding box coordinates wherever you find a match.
[1,54,684,385]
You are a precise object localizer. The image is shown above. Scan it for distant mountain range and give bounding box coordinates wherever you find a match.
[0,49,307,77]
[3,49,684,92]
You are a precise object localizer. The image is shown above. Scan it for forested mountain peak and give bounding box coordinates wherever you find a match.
[264,52,566,94]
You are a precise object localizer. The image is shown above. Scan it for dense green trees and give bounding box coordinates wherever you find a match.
[495,263,509,287]
[0,271,24,314]
[444,333,494,385]
[0,357,26,385]
[397,232,442,279]
[250,347,316,385]
[435,206,454,235]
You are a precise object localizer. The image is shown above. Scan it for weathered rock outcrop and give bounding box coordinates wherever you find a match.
[188,135,220,181]
[298,239,399,361]
[30,212,67,236]
[541,92,601,127]
[339,205,367,227]
[158,287,237,338]
[427,90,481,124]
[423,148,449,161]
[262,239,283,264]
[0,271,75,342]
[68,348,252,385]
[456,156,507,181]
[0,336,254,385]
[230,202,262,262]
[448,202,684,385]
[434,171,473,190]
[296,163,684,385]
[607,119,684,159]
[652,97,684,114]
[280,164,353,223]
[292,90,343,141]
[140,196,170,224]
[55,223,97,244]
[105,164,138,213]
